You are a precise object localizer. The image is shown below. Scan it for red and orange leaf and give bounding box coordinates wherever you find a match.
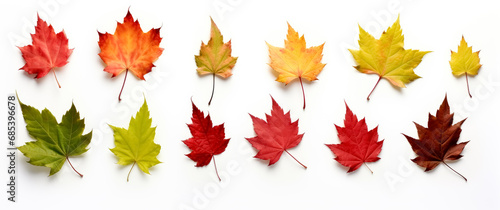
[246,96,307,168]
[98,10,163,101]
[326,103,383,173]
[183,101,230,181]
[403,96,469,181]
[18,15,73,88]
[266,23,326,109]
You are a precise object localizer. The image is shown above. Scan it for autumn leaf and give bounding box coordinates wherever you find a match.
[183,101,230,181]
[450,36,481,98]
[98,10,164,101]
[403,96,468,181]
[195,17,238,105]
[349,16,430,100]
[18,15,73,88]
[109,98,161,181]
[17,94,92,177]
[246,96,307,168]
[267,23,326,109]
[326,103,383,173]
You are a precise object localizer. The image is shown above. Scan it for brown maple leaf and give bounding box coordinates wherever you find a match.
[403,96,469,181]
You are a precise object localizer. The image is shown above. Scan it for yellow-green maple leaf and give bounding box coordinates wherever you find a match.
[109,98,161,181]
[449,36,481,98]
[195,17,237,105]
[266,23,326,109]
[349,16,430,100]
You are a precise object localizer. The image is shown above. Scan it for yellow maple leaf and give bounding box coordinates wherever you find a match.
[349,16,430,100]
[449,36,481,98]
[195,18,238,105]
[267,23,326,109]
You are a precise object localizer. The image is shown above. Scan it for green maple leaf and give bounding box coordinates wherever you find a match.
[109,98,161,181]
[17,95,92,177]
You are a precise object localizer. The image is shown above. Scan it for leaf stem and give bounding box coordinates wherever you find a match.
[465,72,472,98]
[212,156,221,181]
[66,157,83,177]
[118,69,129,102]
[442,161,467,182]
[127,161,136,182]
[53,69,61,88]
[367,76,382,101]
[285,150,307,169]
[299,77,306,109]
[208,73,216,106]
[364,162,373,174]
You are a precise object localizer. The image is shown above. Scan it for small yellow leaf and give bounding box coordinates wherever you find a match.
[449,36,481,97]
[450,36,481,76]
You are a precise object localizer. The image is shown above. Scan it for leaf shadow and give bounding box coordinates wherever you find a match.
[332,161,351,173]
[21,159,52,177]
[246,145,280,171]
[20,70,47,86]
[96,53,113,80]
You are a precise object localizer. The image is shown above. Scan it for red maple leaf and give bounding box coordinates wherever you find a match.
[326,103,383,173]
[18,15,73,88]
[246,96,307,168]
[183,101,230,181]
[403,96,468,181]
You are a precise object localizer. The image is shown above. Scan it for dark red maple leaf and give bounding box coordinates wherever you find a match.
[183,101,230,181]
[18,15,73,88]
[246,96,307,168]
[403,96,469,181]
[326,103,383,173]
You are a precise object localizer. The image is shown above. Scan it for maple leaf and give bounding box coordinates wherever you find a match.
[98,10,164,101]
[349,16,430,100]
[326,103,383,173]
[195,18,238,105]
[450,36,482,98]
[18,15,73,88]
[183,101,230,181]
[109,98,161,181]
[403,96,468,181]
[246,96,307,168]
[266,23,326,109]
[17,94,92,177]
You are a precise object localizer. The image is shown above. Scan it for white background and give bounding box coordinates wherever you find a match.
[1,0,499,209]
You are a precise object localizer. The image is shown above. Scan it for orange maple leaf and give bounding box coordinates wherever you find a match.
[266,23,326,109]
[98,11,163,101]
